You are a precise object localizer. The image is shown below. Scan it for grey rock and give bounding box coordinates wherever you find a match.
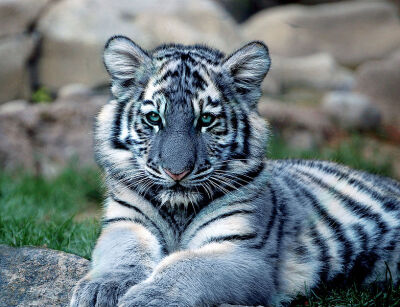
[264,53,354,94]
[0,94,106,174]
[286,130,317,151]
[243,1,400,67]
[355,50,400,127]
[0,245,89,307]
[0,245,259,306]
[132,2,243,52]
[259,98,334,133]
[258,98,335,146]
[0,34,35,103]
[0,0,51,37]
[37,0,150,91]
[58,83,93,100]
[322,91,381,130]
[37,0,241,91]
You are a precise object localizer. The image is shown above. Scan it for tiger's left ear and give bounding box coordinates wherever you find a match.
[103,35,153,100]
[222,41,270,105]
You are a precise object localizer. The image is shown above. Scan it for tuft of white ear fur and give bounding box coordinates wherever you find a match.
[103,36,153,99]
[104,35,151,80]
[223,41,271,104]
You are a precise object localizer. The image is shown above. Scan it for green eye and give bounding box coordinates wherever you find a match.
[146,112,161,125]
[200,114,215,127]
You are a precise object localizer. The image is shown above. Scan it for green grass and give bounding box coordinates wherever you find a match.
[31,86,53,103]
[269,134,393,178]
[0,136,398,305]
[0,166,103,258]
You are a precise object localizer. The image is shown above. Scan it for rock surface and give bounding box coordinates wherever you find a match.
[37,0,241,91]
[243,1,400,66]
[0,0,51,37]
[258,98,336,147]
[0,34,35,103]
[264,53,354,94]
[132,0,242,52]
[0,245,89,307]
[355,50,400,127]
[0,93,106,174]
[322,91,381,130]
[0,245,257,306]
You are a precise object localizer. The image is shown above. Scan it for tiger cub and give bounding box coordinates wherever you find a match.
[70,36,400,306]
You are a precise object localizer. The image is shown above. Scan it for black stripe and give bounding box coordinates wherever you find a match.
[309,223,330,283]
[111,195,168,254]
[345,224,378,284]
[102,217,146,227]
[142,100,154,106]
[187,209,254,243]
[252,181,278,249]
[192,70,207,90]
[311,161,400,212]
[109,171,181,236]
[283,175,354,275]
[296,169,389,236]
[112,102,129,150]
[200,163,265,207]
[241,111,251,158]
[203,233,257,245]
[272,180,288,291]
[229,106,239,153]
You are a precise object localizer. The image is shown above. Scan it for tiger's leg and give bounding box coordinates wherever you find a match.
[119,242,274,307]
[70,221,162,307]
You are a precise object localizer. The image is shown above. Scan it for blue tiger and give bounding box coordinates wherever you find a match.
[70,36,400,307]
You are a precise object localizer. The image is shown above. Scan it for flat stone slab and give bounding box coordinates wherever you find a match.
[0,245,89,307]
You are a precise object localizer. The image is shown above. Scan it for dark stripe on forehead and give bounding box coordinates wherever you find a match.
[142,99,155,106]
[207,96,220,106]
[155,69,180,86]
[192,70,207,90]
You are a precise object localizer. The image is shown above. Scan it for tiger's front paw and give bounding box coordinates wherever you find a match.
[118,281,192,307]
[70,274,139,307]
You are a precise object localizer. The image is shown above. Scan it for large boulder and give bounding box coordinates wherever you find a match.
[0,35,35,103]
[322,91,381,131]
[355,50,400,127]
[37,0,241,91]
[133,2,242,53]
[243,1,400,67]
[0,245,89,307]
[0,0,51,37]
[264,53,354,94]
[258,98,336,149]
[0,91,106,174]
[36,0,149,91]
[0,245,256,306]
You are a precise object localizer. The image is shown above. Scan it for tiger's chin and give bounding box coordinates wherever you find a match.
[157,188,202,209]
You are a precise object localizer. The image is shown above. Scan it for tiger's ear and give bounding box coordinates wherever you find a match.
[222,41,270,105]
[103,36,152,99]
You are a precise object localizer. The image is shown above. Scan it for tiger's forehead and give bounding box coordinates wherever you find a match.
[142,52,223,112]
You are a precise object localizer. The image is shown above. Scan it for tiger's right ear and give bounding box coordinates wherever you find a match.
[103,36,152,99]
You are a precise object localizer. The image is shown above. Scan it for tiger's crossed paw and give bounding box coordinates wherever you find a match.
[118,281,193,307]
[70,274,139,307]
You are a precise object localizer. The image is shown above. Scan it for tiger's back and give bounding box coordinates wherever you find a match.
[267,159,400,300]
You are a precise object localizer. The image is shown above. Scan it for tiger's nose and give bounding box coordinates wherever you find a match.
[163,169,190,181]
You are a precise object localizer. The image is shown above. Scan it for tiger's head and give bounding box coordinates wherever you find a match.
[95,36,271,208]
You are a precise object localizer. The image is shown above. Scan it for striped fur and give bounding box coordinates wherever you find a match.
[71,36,400,307]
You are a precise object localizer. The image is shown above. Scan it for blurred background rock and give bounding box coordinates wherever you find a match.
[0,0,399,178]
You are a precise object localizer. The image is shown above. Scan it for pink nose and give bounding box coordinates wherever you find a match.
[164,169,190,181]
